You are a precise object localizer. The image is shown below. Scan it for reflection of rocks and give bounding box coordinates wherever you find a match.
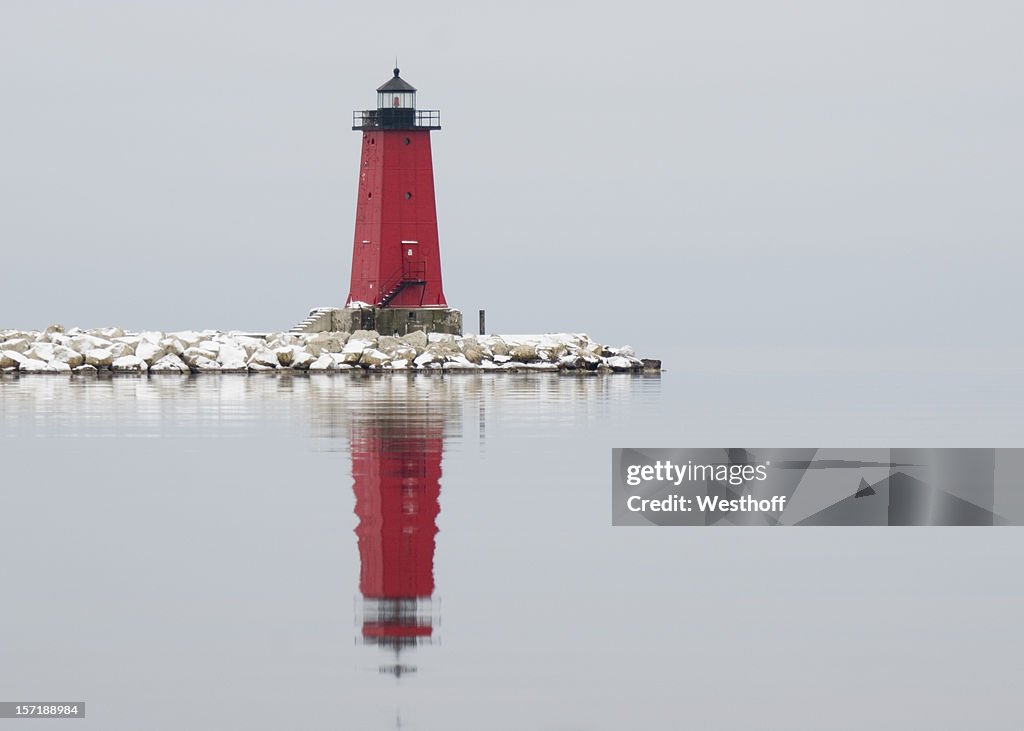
[1,326,661,375]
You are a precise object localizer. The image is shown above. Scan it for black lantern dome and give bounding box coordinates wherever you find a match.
[353,67,441,131]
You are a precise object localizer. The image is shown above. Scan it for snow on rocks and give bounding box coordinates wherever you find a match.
[149,354,191,374]
[0,327,660,375]
[216,343,248,372]
[247,348,280,369]
[111,355,147,373]
[290,350,315,370]
[19,358,54,373]
[85,348,114,367]
[308,354,337,371]
[135,341,166,365]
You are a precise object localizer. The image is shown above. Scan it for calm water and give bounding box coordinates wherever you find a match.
[1,365,1022,730]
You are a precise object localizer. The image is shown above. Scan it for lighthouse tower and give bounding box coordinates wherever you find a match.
[341,68,462,336]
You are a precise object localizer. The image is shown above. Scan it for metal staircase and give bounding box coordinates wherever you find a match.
[376,262,427,307]
[378,278,427,307]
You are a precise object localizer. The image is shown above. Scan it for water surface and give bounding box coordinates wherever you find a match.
[1,368,1021,730]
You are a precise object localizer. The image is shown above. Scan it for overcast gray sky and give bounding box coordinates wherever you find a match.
[1,1,1021,358]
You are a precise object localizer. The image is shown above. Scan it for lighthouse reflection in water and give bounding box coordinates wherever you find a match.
[347,381,450,678]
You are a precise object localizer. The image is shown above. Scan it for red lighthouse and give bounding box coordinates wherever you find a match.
[343,68,461,335]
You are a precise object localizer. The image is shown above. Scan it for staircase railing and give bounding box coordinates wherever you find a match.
[377,262,427,307]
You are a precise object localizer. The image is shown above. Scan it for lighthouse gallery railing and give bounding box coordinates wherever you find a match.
[352,109,441,131]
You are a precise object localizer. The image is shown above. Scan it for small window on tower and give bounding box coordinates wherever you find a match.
[404,137,411,145]
[405,192,412,200]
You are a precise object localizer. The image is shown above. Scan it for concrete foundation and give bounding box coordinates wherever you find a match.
[293,307,462,336]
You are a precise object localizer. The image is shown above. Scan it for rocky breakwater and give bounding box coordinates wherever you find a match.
[0,326,661,375]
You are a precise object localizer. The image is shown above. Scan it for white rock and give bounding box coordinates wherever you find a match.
[401,330,428,349]
[70,334,112,353]
[170,331,204,348]
[159,338,186,356]
[19,359,50,373]
[342,337,374,354]
[349,330,379,347]
[606,356,635,372]
[1,350,27,368]
[73,364,98,375]
[339,338,372,365]
[26,343,56,362]
[413,351,440,368]
[135,341,166,365]
[290,350,315,370]
[391,359,409,370]
[190,356,221,372]
[442,356,478,370]
[274,346,296,367]
[139,331,164,345]
[308,354,337,371]
[109,342,135,359]
[231,335,263,358]
[248,348,279,368]
[85,348,114,367]
[488,338,510,357]
[217,344,247,371]
[493,354,512,364]
[149,354,190,374]
[509,344,538,362]
[359,349,391,368]
[247,363,275,371]
[266,332,298,349]
[305,332,348,355]
[91,327,124,339]
[111,355,148,372]
[51,345,84,368]
[0,338,31,353]
[182,347,218,366]
[459,337,487,363]
[480,360,499,370]
[20,358,72,373]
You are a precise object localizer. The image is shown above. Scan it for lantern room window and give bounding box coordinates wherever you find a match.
[379,90,415,110]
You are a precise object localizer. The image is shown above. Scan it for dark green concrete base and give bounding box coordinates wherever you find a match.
[334,307,463,336]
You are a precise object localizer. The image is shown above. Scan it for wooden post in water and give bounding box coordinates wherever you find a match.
[478,310,486,336]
